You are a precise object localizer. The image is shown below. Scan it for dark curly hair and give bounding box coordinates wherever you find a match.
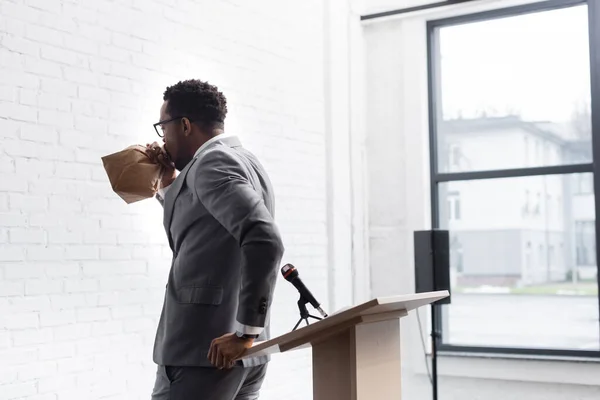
[163,79,228,130]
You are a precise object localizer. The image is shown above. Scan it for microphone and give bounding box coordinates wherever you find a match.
[281,264,328,318]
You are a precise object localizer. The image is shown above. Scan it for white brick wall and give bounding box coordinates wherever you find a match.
[0,0,330,398]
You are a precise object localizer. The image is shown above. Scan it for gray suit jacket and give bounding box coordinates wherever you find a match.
[152,136,284,368]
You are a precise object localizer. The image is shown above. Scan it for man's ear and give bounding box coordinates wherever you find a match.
[182,117,192,136]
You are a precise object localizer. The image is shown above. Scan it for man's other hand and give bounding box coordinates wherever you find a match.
[208,333,254,369]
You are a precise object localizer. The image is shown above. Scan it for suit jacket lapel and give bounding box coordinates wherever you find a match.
[163,157,197,249]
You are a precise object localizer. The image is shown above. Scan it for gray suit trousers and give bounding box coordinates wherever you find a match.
[151,364,268,400]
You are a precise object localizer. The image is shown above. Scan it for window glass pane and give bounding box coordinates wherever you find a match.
[435,5,592,173]
[438,173,599,350]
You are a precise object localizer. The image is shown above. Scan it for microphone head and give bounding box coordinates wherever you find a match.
[281,264,298,281]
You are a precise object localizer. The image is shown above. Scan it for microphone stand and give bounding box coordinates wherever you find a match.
[292,295,324,331]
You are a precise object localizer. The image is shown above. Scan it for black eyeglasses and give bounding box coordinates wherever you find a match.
[153,116,193,137]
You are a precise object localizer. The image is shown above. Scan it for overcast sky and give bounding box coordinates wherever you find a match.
[439,4,590,123]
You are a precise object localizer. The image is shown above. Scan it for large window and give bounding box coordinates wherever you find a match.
[428,0,600,356]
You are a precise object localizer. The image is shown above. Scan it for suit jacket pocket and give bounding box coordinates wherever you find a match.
[176,285,223,305]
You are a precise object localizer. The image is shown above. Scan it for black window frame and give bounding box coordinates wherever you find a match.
[427,0,600,359]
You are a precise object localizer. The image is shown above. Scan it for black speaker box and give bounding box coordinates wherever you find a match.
[414,230,451,305]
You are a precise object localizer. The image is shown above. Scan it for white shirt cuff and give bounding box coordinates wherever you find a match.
[235,321,264,336]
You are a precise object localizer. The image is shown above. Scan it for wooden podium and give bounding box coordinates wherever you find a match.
[242,290,449,400]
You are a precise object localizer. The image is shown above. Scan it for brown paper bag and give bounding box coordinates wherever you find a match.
[101,145,164,204]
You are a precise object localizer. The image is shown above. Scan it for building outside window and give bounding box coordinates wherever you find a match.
[576,220,596,267]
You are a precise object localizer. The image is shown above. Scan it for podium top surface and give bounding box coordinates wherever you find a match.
[242,290,448,359]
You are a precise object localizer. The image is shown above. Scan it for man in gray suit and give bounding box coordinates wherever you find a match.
[145,79,285,400]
